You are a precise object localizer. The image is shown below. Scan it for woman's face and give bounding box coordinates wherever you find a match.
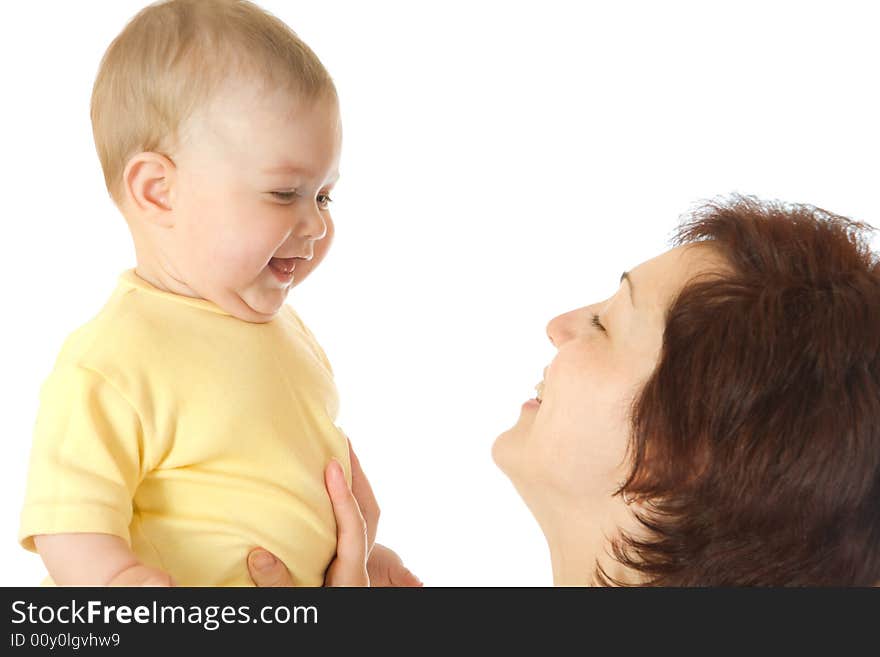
[493,243,723,512]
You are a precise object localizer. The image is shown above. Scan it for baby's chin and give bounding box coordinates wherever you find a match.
[236,284,289,322]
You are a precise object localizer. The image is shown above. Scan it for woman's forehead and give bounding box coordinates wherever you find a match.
[629,243,725,312]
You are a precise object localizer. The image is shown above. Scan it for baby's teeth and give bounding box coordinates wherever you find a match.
[535,381,544,401]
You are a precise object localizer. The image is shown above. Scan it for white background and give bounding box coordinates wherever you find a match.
[1,0,878,586]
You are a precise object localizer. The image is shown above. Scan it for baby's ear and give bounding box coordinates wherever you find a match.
[122,152,175,226]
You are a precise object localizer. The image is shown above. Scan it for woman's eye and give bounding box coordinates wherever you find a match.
[271,191,297,201]
[317,193,334,210]
[591,314,606,332]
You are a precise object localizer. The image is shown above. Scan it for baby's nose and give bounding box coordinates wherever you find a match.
[295,207,327,241]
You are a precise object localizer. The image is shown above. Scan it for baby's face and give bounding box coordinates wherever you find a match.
[159,82,341,321]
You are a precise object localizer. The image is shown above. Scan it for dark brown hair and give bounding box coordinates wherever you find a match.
[610,194,880,586]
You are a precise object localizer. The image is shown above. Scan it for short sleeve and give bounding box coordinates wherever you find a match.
[18,365,145,552]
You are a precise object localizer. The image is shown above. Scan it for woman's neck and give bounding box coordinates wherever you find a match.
[530,494,641,586]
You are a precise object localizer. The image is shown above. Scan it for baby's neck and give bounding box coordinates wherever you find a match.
[130,235,198,298]
[133,262,198,298]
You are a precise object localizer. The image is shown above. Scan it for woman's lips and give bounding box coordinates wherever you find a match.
[521,380,544,410]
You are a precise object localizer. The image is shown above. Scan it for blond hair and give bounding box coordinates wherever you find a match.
[90,0,336,206]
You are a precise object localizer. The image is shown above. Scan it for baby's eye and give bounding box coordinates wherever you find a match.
[591,314,606,332]
[271,191,297,201]
[317,193,334,210]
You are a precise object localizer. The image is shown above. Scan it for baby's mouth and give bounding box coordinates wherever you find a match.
[269,257,298,276]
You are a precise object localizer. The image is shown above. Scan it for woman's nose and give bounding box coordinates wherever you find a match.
[546,307,594,346]
[546,310,575,347]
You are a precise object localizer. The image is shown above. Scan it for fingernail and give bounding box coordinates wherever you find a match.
[252,551,276,571]
[329,458,344,480]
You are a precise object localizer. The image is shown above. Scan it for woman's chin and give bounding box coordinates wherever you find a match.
[491,433,508,471]
[493,401,542,471]
[492,426,527,477]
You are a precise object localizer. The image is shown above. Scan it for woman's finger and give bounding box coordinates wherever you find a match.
[324,458,369,586]
[346,438,379,550]
[389,565,423,587]
[247,548,295,587]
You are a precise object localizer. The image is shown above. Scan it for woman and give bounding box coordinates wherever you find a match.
[249,195,880,586]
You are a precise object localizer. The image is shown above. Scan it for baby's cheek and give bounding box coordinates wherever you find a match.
[225,240,272,280]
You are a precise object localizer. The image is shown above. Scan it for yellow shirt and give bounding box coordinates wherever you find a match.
[19,269,349,586]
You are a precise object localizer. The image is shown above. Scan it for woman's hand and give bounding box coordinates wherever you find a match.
[248,439,421,587]
[248,542,423,587]
[347,438,379,552]
[247,548,293,587]
[322,457,370,586]
[367,544,423,587]
[247,458,369,586]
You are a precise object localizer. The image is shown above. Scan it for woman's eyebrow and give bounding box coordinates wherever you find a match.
[620,271,635,306]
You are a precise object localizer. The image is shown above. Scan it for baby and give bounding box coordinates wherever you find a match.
[19,0,365,586]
